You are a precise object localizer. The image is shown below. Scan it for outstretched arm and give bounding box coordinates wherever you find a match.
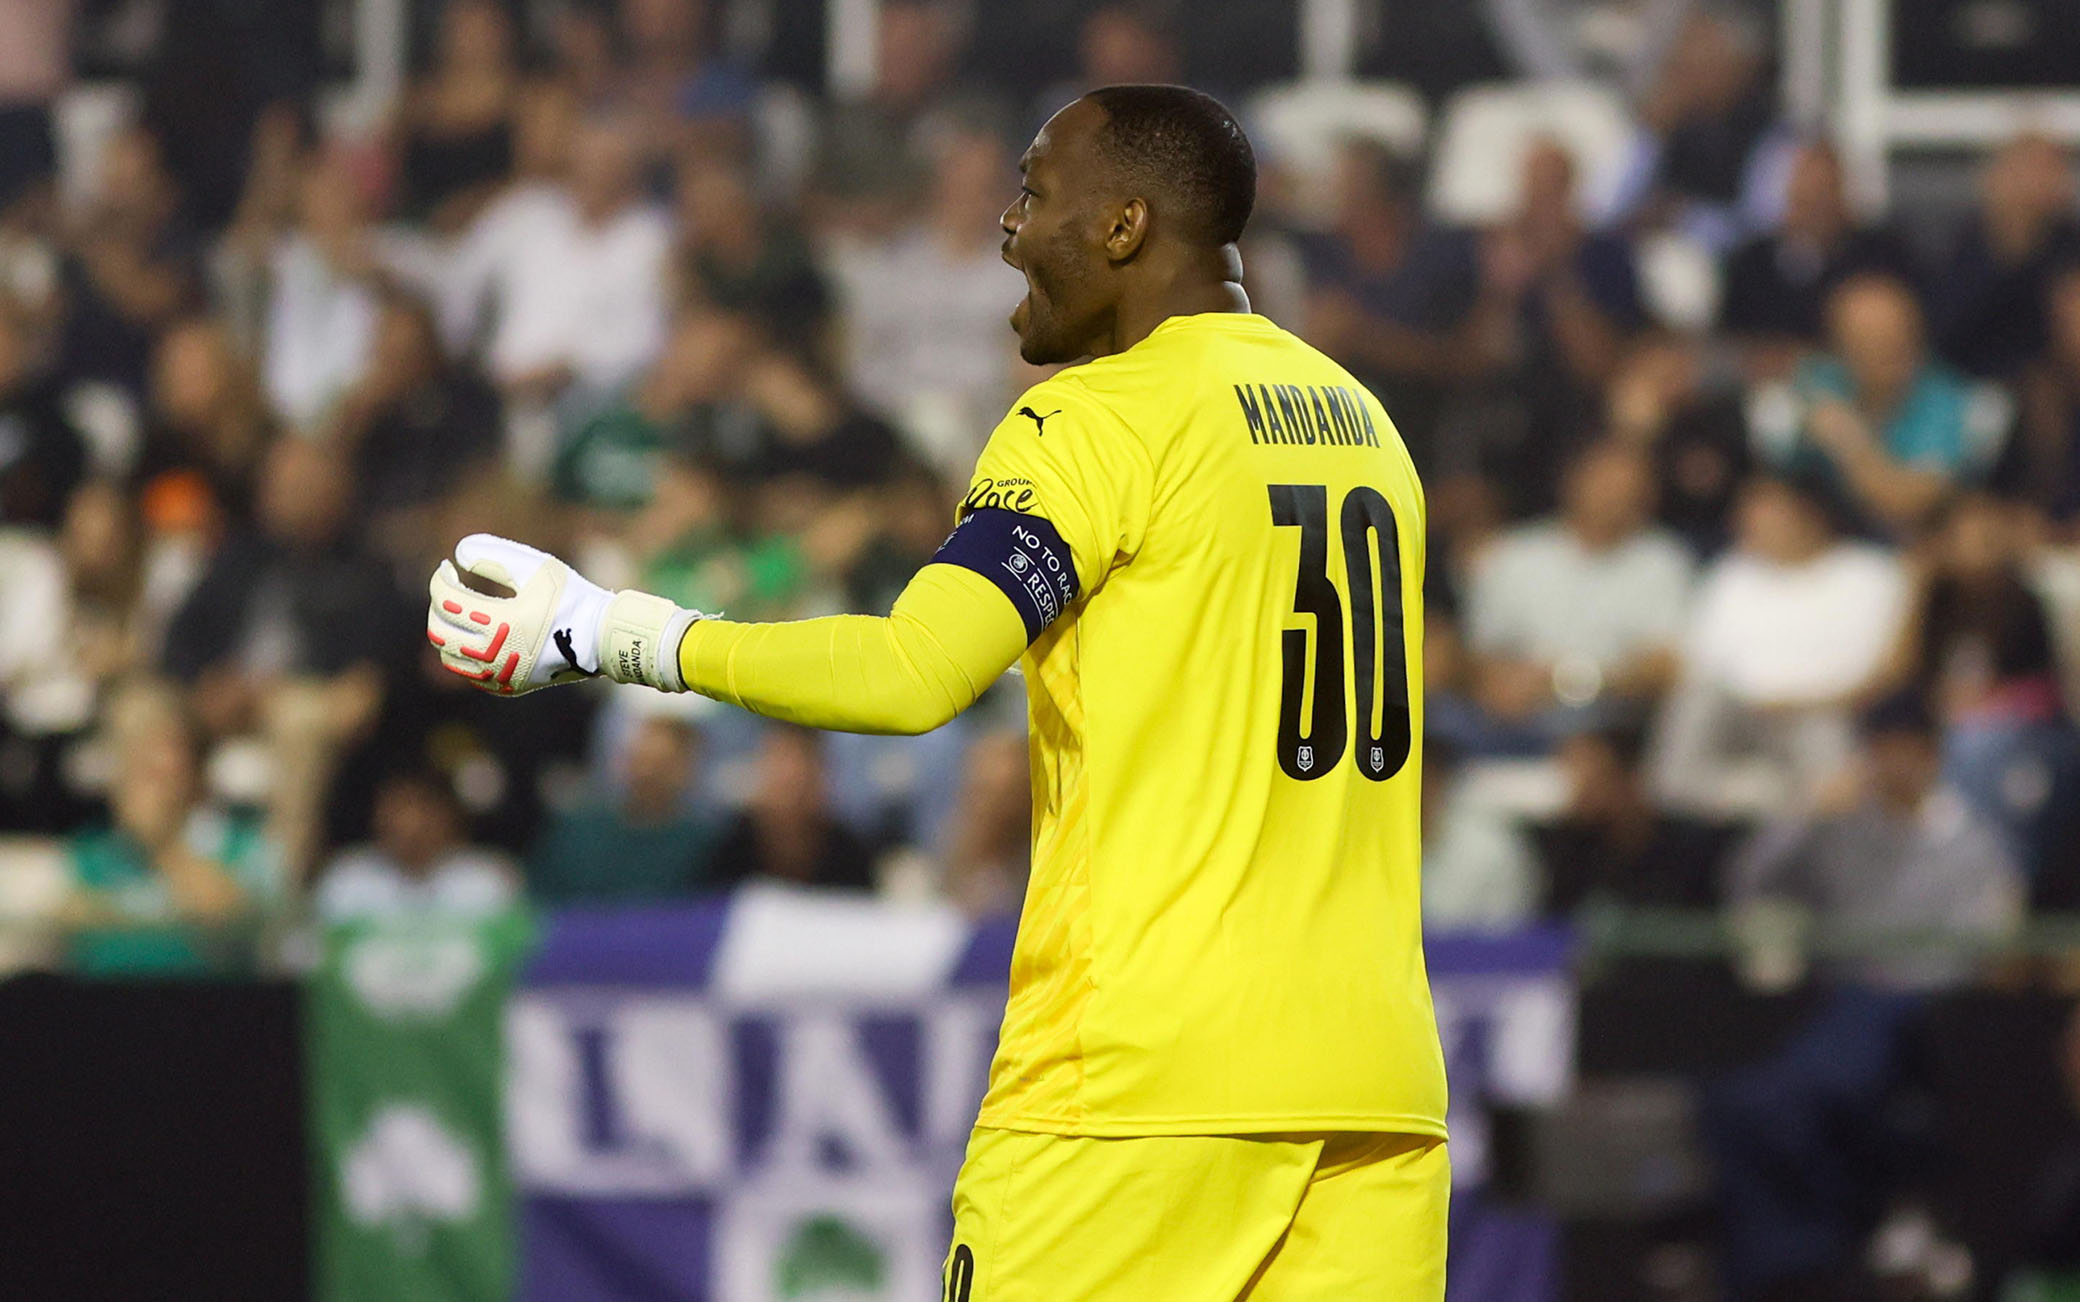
[676,563,1026,734]
[426,521,1045,735]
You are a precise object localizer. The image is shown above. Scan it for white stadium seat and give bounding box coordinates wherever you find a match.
[1246,80,1429,218]
[0,836,69,974]
[1426,80,1636,225]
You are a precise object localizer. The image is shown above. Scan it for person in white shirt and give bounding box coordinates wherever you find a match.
[1465,439,1695,727]
[822,121,1025,471]
[262,154,380,432]
[446,112,671,402]
[314,768,517,922]
[1652,474,1910,815]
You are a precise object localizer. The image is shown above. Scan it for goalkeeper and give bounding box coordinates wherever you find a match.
[429,86,1448,1301]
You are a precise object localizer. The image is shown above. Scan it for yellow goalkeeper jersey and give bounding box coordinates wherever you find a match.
[963,312,1446,1138]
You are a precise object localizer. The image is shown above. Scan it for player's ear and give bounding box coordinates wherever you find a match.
[1105,197,1149,262]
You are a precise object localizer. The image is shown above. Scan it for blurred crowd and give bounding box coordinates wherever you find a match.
[2,0,2080,1292]
[0,0,2071,956]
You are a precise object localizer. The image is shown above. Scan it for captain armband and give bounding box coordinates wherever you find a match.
[931,508,1080,643]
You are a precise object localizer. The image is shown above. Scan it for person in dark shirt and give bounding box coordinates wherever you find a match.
[1450,139,1643,514]
[2015,264,2080,525]
[0,300,84,528]
[392,0,519,233]
[1720,141,1921,365]
[160,438,407,878]
[739,349,902,491]
[55,125,199,403]
[1298,140,1479,470]
[1933,133,2080,379]
[327,288,501,560]
[1534,724,1738,913]
[528,714,722,903]
[1877,493,2080,900]
[137,317,274,528]
[676,159,831,354]
[711,724,875,892]
[1608,8,1786,252]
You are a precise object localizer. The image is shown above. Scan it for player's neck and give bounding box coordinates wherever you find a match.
[1097,245,1251,357]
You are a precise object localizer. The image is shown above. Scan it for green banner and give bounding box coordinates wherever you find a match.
[306,909,535,1302]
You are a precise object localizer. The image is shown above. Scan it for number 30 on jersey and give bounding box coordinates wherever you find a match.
[1268,483,1413,783]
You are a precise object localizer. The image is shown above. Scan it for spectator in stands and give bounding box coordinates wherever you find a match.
[0,0,72,224]
[1027,4,1183,136]
[811,0,977,231]
[215,103,314,360]
[1750,273,2008,536]
[315,767,517,921]
[1420,737,1540,930]
[843,460,954,616]
[617,0,758,163]
[1874,494,2080,900]
[392,0,520,235]
[1534,724,1735,914]
[0,297,84,527]
[161,438,403,878]
[675,158,831,354]
[138,317,273,524]
[1465,440,1693,731]
[1455,138,1642,513]
[0,480,144,832]
[0,481,149,835]
[826,120,1022,465]
[64,694,280,975]
[1706,692,2022,1296]
[327,288,501,564]
[1652,475,1910,817]
[1299,141,1475,467]
[740,347,903,493]
[1605,338,1752,555]
[2016,265,2080,527]
[1718,140,1920,370]
[1934,133,2080,380]
[453,111,671,403]
[711,725,876,891]
[631,455,812,622]
[528,714,720,902]
[1607,4,1790,252]
[263,152,380,433]
[55,125,199,403]
[552,310,758,522]
[548,3,618,109]
[942,728,1031,917]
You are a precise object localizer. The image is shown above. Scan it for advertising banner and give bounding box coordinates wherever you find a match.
[510,886,1572,1301]
[308,910,535,1302]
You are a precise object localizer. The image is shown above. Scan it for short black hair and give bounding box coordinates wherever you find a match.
[1084,84,1255,246]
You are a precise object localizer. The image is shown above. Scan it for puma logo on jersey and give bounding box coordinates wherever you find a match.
[1017,406,1061,436]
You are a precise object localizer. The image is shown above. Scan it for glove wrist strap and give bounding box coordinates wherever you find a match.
[598,591,697,691]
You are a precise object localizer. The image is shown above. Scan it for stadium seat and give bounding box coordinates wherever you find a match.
[0,837,68,973]
[52,82,141,207]
[1425,80,1636,225]
[1245,80,1429,219]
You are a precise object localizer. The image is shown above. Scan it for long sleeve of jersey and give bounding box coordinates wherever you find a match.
[674,562,1029,735]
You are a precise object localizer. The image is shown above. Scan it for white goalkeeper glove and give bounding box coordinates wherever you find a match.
[426,533,708,695]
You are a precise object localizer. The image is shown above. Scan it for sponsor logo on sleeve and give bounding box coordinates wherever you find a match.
[962,476,1040,514]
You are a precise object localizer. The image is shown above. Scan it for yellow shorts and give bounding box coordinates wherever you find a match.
[942,1127,1449,1301]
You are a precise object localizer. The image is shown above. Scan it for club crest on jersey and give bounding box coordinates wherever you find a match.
[1371,745,1385,770]
[1297,745,1314,773]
